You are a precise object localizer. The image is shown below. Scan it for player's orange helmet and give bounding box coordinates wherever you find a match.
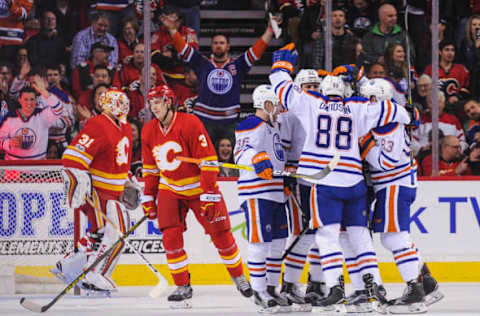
[99,88,130,123]
[147,85,177,109]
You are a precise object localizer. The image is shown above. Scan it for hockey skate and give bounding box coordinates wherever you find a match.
[168,284,193,309]
[345,273,379,313]
[379,280,427,314]
[281,281,312,312]
[83,271,118,292]
[267,285,291,312]
[304,273,327,303]
[253,290,281,314]
[311,276,347,313]
[421,263,444,306]
[233,275,253,297]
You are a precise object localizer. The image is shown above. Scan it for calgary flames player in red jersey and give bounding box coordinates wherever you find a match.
[141,85,252,308]
[53,88,139,294]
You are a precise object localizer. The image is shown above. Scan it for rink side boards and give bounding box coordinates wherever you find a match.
[1,176,480,286]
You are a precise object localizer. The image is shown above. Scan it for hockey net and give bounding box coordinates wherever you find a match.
[0,160,79,294]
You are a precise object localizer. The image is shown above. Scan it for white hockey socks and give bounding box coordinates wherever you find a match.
[381,232,420,283]
[283,233,314,284]
[247,242,270,292]
[339,231,364,291]
[266,238,286,287]
[314,223,343,288]
[307,247,325,282]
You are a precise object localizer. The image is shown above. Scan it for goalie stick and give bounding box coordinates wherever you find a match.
[19,215,148,313]
[176,153,341,181]
[86,197,168,298]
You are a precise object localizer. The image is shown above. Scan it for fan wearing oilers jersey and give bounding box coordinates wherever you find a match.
[278,69,324,310]
[359,78,444,313]
[269,43,413,313]
[160,13,281,147]
[234,84,289,313]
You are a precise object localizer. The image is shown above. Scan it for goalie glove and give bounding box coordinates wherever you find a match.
[200,189,222,222]
[272,43,298,74]
[141,195,157,220]
[120,179,141,210]
[62,168,91,209]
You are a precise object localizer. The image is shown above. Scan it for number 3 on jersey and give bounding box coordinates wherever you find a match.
[315,115,352,150]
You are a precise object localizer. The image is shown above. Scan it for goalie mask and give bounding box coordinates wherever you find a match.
[253,84,279,123]
[294,69,321,91]
[320,75,345,98]
[99,88,130,124]
[360,78,393,102]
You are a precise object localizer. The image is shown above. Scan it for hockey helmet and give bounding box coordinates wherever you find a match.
[252,84,279,122]
[359,78,393,102]
[294,69,321,90]
[147,85,177,109]
[320,75,345,97]
[99,88,130,123]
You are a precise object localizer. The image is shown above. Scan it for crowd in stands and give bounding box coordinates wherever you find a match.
[0,0,479,176]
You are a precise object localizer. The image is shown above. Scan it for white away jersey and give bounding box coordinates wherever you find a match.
[270,71,411,187]
[361,122,418,192]
[234,115,285,204]
[0,94,62,159]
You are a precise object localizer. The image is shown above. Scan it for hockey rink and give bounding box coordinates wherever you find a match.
[1,283,479,315]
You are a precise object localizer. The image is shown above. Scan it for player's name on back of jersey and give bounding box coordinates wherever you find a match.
[319,101,352,114]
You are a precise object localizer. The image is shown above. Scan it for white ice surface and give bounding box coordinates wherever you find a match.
[1,283,479,316]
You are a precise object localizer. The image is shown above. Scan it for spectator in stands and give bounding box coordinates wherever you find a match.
[71,12,119,70]
[165,0,201,36]
[217,137,239,177]
[128,65,157,122]
[298,0,324,68]
[413,74,432,112]
[76,83,109,125]
[0,77,63,160]
[457,15,480,98]
[172,67,198,113]
[424,40,470,107]
[13,46,30,78]
[366,62,386,79]
[361,3,414,65]
[90,0,134,36]
[347,0,376,38]
[128,117,142,176]
[77,64,112,110]
[313,6,360,69]
[151,6,198,80]
[464,99,480,144]
[118,16,140,64]
[134,0,162,36]
[26,11,67,68]
[46,139,64,159]
[72,42,115,98]
[273,0,301,43]
[384,43,417,93]
[0,62,13,104]
[113,43,166,90]
[161,12,280,146]
[412,91,467,155]
[420,135,478,176]
[0,0,34,61]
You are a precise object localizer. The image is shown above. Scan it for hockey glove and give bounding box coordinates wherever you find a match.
[200,190,222,222]
[252,152,274,180]
[141,197,157,220]
[332,64,355,82]
[405,103,421,129]
[272,43,298,74]
[283,165,297,195]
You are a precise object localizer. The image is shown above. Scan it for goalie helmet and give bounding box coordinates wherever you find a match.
[252,84,278,122]
[99,88,130,123]
[359,78,393,102]
[320,75,345,97]
[294,69,321,87]
[147,84,177,108]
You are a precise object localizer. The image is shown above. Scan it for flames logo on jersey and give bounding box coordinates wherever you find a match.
[273,133,285,162]
[207,68,233,95]
[116,137,130,166]
[153,141,182,171]
[439,78,459,99]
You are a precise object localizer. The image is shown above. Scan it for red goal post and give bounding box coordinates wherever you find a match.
[0,160,80,294]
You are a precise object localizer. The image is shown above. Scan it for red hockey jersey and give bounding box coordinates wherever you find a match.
[423,63,470,100]
[62,113,133,197]
[141,112,219,199]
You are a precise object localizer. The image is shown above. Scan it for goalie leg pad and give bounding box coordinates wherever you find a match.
[62,168,91,209]
[51,251,87,285]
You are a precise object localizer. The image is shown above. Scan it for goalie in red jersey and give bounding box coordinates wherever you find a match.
[141,85,252,308]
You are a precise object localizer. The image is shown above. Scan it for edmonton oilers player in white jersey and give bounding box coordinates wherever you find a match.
[359,78,444,313]
[234,84,289,313]
[269,43,413,312]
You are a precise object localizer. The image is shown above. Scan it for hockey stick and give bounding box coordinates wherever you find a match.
[86,197,168,298]
[176,153,340,181]
[281,189,310,260]
[19,215,148,313]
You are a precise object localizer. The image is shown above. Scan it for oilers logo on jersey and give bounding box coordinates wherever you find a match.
[207,69,233,95]
[273,132,285,161]
[16,127,36,150]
